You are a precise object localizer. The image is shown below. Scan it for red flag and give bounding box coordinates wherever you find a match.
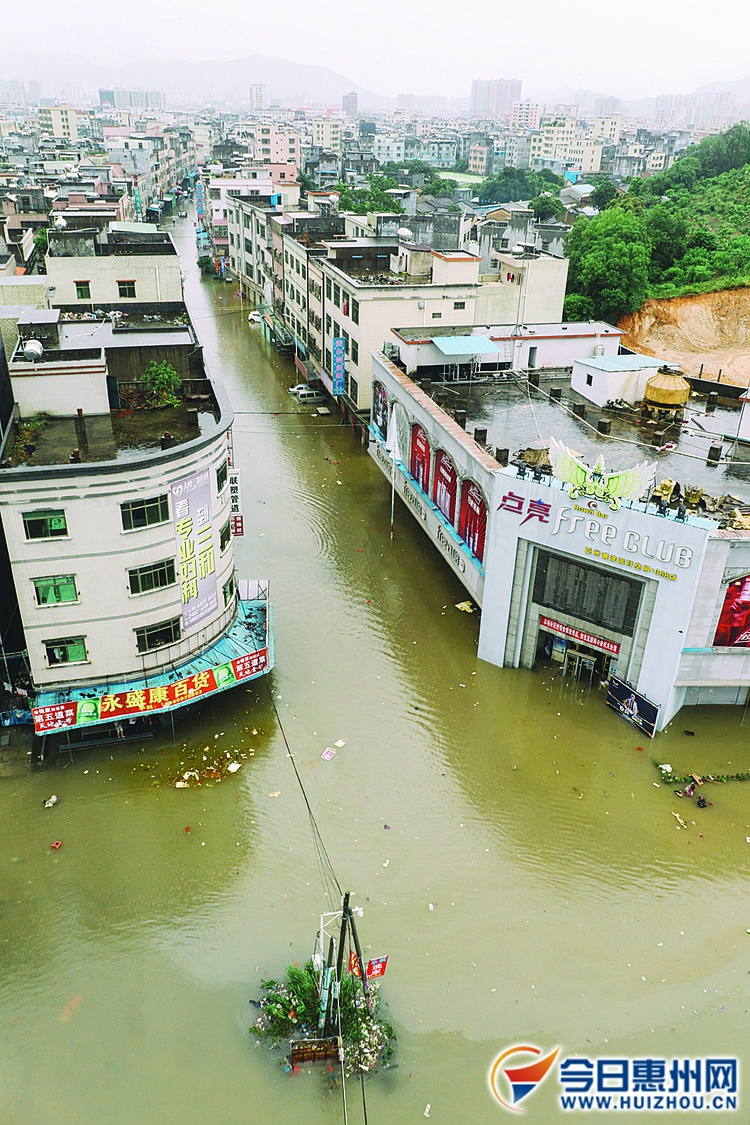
[366,956,388,979]
[347,950,362,977]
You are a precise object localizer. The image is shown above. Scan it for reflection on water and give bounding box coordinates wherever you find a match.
[1,214,749,1125]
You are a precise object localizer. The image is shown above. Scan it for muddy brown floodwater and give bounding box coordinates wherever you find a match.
[1,213,750,1125]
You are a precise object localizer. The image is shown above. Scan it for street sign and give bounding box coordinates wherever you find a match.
[332,337,346,396]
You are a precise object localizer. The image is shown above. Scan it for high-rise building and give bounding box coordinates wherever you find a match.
[342,91,358,117]
[470,78,522,117]
[37,103,78,142]
[25,81,43,105]
[249,83,268,110]
[594,96,621,116]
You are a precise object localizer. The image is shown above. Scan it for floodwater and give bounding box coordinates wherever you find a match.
[2,215,750,1125]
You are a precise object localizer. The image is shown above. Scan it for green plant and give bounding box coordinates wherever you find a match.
[141,360,181,406]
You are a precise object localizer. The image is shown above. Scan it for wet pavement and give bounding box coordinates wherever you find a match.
[1,211,749,1125]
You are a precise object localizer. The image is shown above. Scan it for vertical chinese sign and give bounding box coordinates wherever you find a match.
[228,468,244,536]
[171,469,218,629]
[332,337,346,396]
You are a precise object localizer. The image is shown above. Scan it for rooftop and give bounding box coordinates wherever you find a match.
[427,372,750,512]
[392,321,623,343]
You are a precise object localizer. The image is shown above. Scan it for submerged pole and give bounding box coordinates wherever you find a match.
[336,892,350,984]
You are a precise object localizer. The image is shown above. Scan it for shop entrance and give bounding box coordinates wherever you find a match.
[537,629,615,684]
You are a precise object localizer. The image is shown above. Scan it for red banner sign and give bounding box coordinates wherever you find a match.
[539,616,620,655]
[32,647,268,734]
[347,951,388,980]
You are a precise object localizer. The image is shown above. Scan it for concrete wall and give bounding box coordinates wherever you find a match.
[0,424,235,689]
[45,254,183,306]
[10,362,110,416]
[677,535,750,688]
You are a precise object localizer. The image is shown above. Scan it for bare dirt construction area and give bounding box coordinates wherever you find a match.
[620,288,750,387]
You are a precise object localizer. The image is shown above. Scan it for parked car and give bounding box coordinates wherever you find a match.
[288,383,309,395]
[248,311,262,324]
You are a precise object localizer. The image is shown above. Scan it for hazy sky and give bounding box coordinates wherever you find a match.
[5,0,750,99]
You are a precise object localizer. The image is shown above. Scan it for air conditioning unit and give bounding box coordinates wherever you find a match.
[383,342,398,358]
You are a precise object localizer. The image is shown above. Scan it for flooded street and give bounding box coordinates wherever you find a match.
[2,215,750,1124]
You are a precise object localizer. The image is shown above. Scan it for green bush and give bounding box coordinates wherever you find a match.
[142,360,181,405]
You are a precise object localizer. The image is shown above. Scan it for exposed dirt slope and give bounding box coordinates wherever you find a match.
[619,288,750,387]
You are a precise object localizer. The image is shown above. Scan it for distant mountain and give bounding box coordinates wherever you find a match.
[0,51,393,110]
[692,76,750,101]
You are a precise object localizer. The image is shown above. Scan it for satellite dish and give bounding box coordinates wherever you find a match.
[398,227,414,241]
[23,339,44,362]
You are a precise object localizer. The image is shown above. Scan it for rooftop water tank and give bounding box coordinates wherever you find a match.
[644,365,690,407]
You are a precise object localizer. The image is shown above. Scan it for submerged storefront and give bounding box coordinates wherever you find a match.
[368,352,750,732]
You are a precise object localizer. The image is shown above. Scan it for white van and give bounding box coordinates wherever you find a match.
[296,388,325,404]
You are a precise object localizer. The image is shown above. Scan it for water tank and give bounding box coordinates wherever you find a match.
[398,227,414,241]
[644,365,690,407]
[53,215,67,230]
[23,339,44,362]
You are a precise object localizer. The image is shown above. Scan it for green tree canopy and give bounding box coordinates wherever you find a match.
[477,166,563,204]
[332,173,403,215]
[529,194,564,222]
[590,180,617,210]
[565,208,651,323]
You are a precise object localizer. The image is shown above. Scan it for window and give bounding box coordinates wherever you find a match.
[351,339,359,365]
[117,280,136,299]
[326,277,332,300]
[23,510,67,540]
[34,575,77,605]
[223,573,236,606]
[128,558,176,595]
[285,250,289,264]
[432,312,442,320]
[333,321,341,339]
[120,494,169,531]
[45,636,87,665]
[533,550,642,636]
[342,330,349,355]
[135,617,181,653]
[325,348,332,372]
[75,281,91,300]
[453,301,465,310]
[245,238,252,254]
[219,518,231,553]
[326,314,332,336]
[586,373,593,386]
[295,259,300,274]
[243,214,250,228]
[333,283,340,307]
[349,376,359,402]
[351,298,359,325]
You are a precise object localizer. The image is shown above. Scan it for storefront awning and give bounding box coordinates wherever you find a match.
[433,336,500,356]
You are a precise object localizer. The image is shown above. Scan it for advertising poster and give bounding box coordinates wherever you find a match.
[228,468,243,537]
[332,337,346,396]
[606,676,660,738]
[171,469,218,630]
[713,575,750,646]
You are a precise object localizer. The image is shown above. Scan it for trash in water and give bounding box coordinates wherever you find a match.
[334,740,345,748]
[227,762,241,773]
[43,795,59,808]
[428,903,434,911]
[382,859,389,867]
[424,1106,431,1118]
[322,747,336,761]
[384,824,391,830]
[269,791,281,798]
[50,841,62,850]
[175,781,189,788]
[684,730,695,736]
[454,600,474,613]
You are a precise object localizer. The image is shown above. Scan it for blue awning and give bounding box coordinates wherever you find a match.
[433,336,500,356]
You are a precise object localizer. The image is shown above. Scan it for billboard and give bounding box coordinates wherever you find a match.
[32,648,269,734]
[171,469,218,630]
[713,575,750,647]
[228,469,243,537]
[606,676,659,738]
[332,337,346,396]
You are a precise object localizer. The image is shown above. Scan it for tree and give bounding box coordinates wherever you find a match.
[332,173,403,215]
[477,166,563,205]
[590,180,617,211]
[565,208,651,323]
[644,204,688,279]
[141,360,181,405]
[529,194,564,222]
[563,293,595,321]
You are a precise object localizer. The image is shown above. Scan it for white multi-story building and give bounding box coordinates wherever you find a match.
[45,224,183,308]
[0,308,272,740]
[530,117,602,174]
[249,84,268,110]
[38,103,78,142]
[373,134,406,164]
[250,123,300,168]
[511,101,541,130]
[310,119,342,152]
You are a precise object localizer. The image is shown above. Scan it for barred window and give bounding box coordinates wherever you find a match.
[129,559,176,595]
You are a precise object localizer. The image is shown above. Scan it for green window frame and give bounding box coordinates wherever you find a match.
[75,281,91,300]
[23,510,67,540]
[45,636,87,665]
[216,459,228,493]
[219,518,231,553]
[128,558,176,595]
[351,339,359,365]
[223,573,236,606]
[34,575,78,605]
[326,277,332,300]
[135,616,181,654]
[333,283,340,307]
[117,280,136,298]
[121,494,169,531]
[351,298,359,325]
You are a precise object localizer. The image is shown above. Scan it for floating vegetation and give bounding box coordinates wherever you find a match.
[654,760,750,786]
[251,960,395,1076]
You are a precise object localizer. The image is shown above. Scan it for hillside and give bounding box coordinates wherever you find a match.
[620,289,750,386]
